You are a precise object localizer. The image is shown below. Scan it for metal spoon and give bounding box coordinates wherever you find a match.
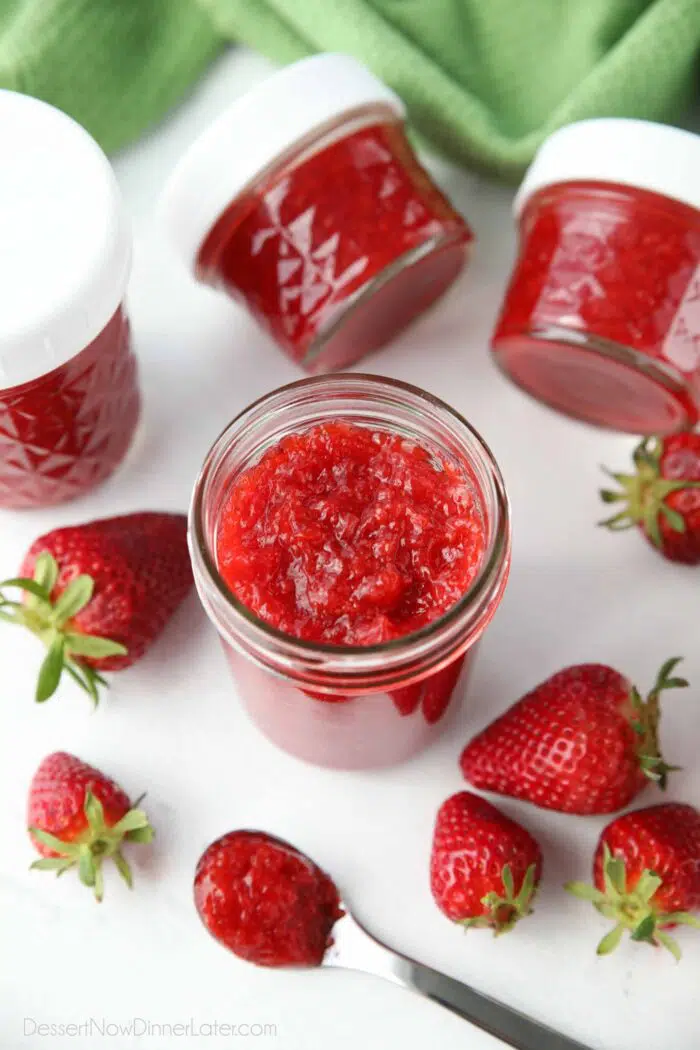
[325,902,593,1050]
[257,833,594,1050]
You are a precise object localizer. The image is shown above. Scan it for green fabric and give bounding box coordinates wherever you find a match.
[0,0,698,179]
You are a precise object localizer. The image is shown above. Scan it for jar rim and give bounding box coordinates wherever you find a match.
[158,54,404,274]
[515,119,700,218]
[189,374,511,690]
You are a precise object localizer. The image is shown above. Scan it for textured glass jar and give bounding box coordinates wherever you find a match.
[0,90,140,508]
[159,55,472,374]
[0,90,139,508]
[189,375,510,770]
[492,120,700,435]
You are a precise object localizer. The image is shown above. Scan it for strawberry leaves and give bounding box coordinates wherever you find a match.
[0,552,127,705]
[475,862,539,934]
[37,636,67,703]
[566,844,700,960]
[33,551,59,593]
[626,657,685,791]
[599,436,700,549]
[29,789,154,902]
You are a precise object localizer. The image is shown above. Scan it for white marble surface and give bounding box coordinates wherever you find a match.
[1,47,699,1050]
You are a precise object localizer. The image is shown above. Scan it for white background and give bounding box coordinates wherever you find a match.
[2,48,699,1050]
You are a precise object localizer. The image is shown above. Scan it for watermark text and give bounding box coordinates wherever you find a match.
[23,1018,277,1039]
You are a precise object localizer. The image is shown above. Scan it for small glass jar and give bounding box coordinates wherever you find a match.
[159,55,472,374]
[0,90,139,509]
[492,119,700,435]
[189,375,510,770]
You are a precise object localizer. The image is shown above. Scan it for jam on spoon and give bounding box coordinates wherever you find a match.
[194,830,343,967]
[193,829,591,1050]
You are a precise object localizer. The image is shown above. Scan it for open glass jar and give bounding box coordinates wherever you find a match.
[159,55,472,374]
[189,375,510,770]
[492,119,700,435]
[0,90,139,508]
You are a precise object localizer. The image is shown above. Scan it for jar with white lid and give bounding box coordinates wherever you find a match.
[492,119,700,435]
[0,90,139,509]
[159,54,472,374]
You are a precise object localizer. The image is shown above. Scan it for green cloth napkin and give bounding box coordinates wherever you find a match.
[0,0,698,179]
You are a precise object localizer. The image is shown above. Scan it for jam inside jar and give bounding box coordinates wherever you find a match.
[492,120,700,435]
[160,55,472,374]
[0,308,140,508]
[0,89,139,508]
[189,375,510,771]
[196,118,471,372]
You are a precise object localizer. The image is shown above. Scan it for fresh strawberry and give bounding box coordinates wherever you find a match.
[430,791,541,933]
[460,659,685,815]
[0,512,192,703]
[600,434,700,563]
[28,752,153,901]
[194,831,344,967]
[567,803,700,959]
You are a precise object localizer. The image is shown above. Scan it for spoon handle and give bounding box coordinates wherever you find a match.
[395,955,593,1050]
[329,913,594,1050]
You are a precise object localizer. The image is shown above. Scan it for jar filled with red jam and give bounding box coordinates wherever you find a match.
[492,119,700,434]
[189,375,510,770]
[159,55,472,373]
[0,91,139,508]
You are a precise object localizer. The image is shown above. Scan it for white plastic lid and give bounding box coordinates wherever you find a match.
[0,90,131,389]
[514,118,700,217]
[158,53,405,272]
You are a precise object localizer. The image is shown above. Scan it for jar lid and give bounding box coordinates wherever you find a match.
[514,119,700,217]
[158,53,405,272]
[0,90,131,389]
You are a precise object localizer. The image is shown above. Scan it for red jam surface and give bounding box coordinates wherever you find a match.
[216,421,486,645]
[197,121,471,372]
[493,182,700,433]
[0,308,140,508]
[194,830,343,967]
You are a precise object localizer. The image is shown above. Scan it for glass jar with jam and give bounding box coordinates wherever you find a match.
[159,54,473,373]
[492,119,700,435]
[189,375,510,770]
[0,90,140,509]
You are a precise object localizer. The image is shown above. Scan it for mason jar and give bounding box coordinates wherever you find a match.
[0,89,139,508]
[159,55,472,373]
[189,374,510,770]
[492,119,700,435]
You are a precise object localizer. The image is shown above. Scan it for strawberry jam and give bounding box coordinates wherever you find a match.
[0,89,138,508]
[0,309,139,508]
[191,376,511,770]
[492,121,700,434]
[197,122,470,371]
[160,55,471,373]
[216,421,485,643]
[194,831,343,968]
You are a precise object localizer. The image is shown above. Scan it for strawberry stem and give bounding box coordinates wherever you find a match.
[29,790,154,901]
[566,845,699,960]
[0,553,127,705]
[599,437,700,548]
[462,863,538,935]
[628,658,685,790]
